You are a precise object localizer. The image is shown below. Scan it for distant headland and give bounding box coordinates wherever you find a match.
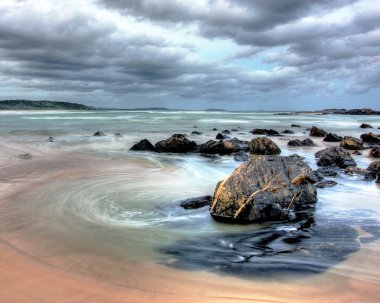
[0,100,94,110]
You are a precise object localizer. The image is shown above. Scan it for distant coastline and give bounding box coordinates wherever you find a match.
[0,100,379,115]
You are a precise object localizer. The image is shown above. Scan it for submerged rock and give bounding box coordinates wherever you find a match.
[18,153,32,160]
[361,132,380,144]
[209,155,317,223]
[360,123,373,128]
[291,124,301,128]
[93,131,106,136]
[191,131,202,135]
[222,130,231,134]
[250,137,281,155]
[315,167,340,178]
[155,134,197,153]
[344,167,376,181]
[233,151,249,162]
[323,133,343,142]
[47,136,55,142]
[282,130,295,134]
[250,129,281,136]
[340,136,364,150]
[130,139,156,152]
[309,126,327,137]
[315,146,356,168]
[179,195,212,209]
[315,180,338,188]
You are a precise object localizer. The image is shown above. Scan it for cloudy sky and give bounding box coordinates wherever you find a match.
[0,0,379,110]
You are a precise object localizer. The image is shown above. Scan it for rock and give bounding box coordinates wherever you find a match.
[209,155,318,223]
[93,131,106,136]
[114,133,123,137]
[216,133,228,140]
[367,161,380,175]
[213,128,217,131]
[291,124,301,128]
[197,140,241,155]
[251,129,281,136]
[352,150,362,155]
[191,131,202,135]
[340,136,364,150]
[222,130,231,134]
[47,136,55,142]
[155,134,197,153]
[361,132,380,144]
[18,153,32,160]
[315,167,340,178]
[130,139,156,152]
[360,123,373,128]
[231,129,238,132]
[323,133,343,142]
[287,138,315,147]
[229,138,250,152]
[315,146,356,168]
[309,126,327,137]
[179,195,212,209]
[370,147,380,157]
[315,180,338,188]
[344,167,376,181]
[282,130,295,134]
[250,137,281,155]
[233,151,249,162]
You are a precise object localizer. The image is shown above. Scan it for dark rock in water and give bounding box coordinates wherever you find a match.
[222,129,231,134]
[315,167,340,178]
[315,146,356,168]
[360,123,373,128]
[367,161,380,176]
[212,128,217,131]
[282,130,295,134]
[216,133,228,140]
[231,129,238,132]
[93,131,106,136]
[18,153,32,160]
[315,180,338,188]
[229,137,250,152]
[191,131,202,135]
[340,136,364,150]
[323,133,343,142]
[209,155,317,223]
[352,150,362,155]
[114,133,123,137]
[197,140,241,155]
[155,134,197,153]
[370,147,380,157]
[179,195,212,209]
[344,167,376,181]
[309,126,327,137]
[361,132,380,144]
[161,216,362,278]
[291,124,301,128]
[193,126,197,128]
[233,151,249,162]
[130,139,156,152]
[287,138,315,147]
[47,136,55,142]
[251,129,281,136]
[250,137,281,155]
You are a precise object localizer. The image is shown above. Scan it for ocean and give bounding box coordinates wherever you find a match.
[0,110,379,302]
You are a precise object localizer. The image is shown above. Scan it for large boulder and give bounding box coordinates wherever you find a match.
[197,140,241,155]
[323,133,343,142]
[361,132,380,144]
[155,134,197,153]
[340,136,364,150]
[315,146,356,168]
[309,126,327,137]
[250,137,281,155]
[209,155,318,223]
[130,139,156,152]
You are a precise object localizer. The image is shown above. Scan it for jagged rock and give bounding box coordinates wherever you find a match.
[179,195,212,209]
[233,151,249,162]
[191,131,202,135]
[130,139,156,152]
[93,131,106,136]
[309,126,327,137]
[361,132,380,144]
[155,134,197,153]
[209,155,318,223]
[370,147,380,157]
[216,133,228,140]
[360,123,373,128]
[315,180,338,188]
[291,124,301,128]
[315,146,356,168]
[344,167,376,181]
[251,129,281,136]
[287,138,315,147]
[250,137,281,155]
[323,133,343,142]
[282,130,295,134]
[197,140,241,155]
[340,136,364,150]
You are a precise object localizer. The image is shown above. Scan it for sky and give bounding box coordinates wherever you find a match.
[0,0,379,110]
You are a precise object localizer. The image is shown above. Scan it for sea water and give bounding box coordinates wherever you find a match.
[0,110,379,302]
